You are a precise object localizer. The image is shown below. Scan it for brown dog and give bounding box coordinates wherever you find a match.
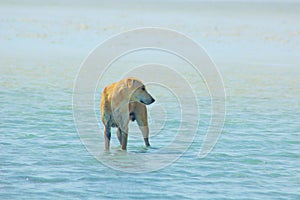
[100,77,155,151]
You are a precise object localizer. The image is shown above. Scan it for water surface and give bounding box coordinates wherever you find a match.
[1,1,299,199]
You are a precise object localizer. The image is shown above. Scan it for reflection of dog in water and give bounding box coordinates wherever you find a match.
[100,77,155,151]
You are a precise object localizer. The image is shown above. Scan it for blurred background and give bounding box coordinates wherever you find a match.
[1,0,299,199]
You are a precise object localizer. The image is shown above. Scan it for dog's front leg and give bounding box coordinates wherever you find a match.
[116,127,122,145]
[138,126,150,147]
[135,111,151,147]
[121,133,128,150]
[120,126,129,150]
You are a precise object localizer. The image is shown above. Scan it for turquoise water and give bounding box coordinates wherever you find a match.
[1,1,300,199]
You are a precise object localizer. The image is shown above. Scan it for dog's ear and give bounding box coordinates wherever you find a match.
[126,78,134,88]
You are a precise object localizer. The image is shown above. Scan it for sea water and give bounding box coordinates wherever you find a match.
[1,1,299,199]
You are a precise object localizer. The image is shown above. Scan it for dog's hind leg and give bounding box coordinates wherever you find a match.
[104,125,111,151]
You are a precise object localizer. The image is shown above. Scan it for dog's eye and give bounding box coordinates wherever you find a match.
[141,87,145,91]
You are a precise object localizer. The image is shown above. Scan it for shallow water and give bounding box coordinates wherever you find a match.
[1,1,300,199]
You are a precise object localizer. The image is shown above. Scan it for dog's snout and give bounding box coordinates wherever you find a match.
[146,97,155,105]
[142,97,155,105]
[151,98,155,104]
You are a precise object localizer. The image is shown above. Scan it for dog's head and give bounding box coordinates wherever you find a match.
[126,77,155,105]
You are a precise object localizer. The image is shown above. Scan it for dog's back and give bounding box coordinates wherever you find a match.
[100,82,119,126]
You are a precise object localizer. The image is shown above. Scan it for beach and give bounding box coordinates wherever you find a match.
[1,0,299,199]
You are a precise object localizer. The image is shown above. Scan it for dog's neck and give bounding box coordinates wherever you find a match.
[110,85,130,111]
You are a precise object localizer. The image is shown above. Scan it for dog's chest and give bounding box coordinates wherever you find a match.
[110,108,130,127]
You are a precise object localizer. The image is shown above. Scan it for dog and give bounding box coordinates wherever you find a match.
[100,77,155,151]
